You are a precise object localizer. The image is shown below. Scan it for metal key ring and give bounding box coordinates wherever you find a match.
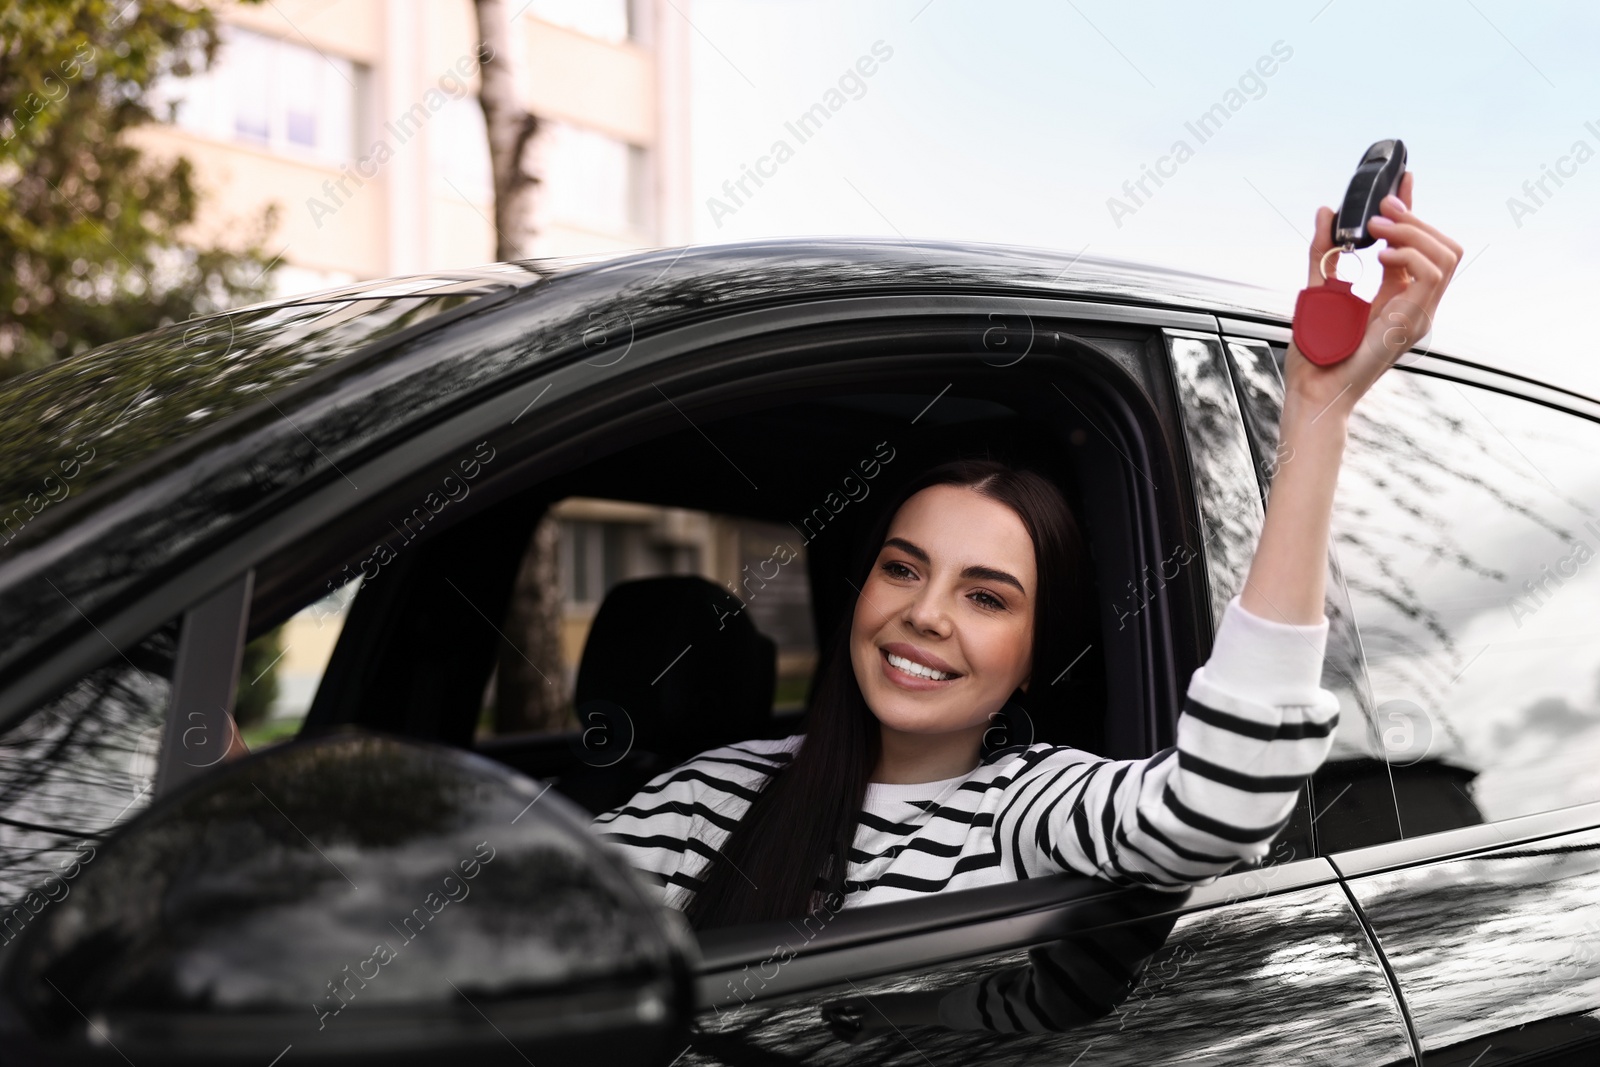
[1319,244,1362,284]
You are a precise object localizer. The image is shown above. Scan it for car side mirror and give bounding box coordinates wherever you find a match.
[0,733,696,1066]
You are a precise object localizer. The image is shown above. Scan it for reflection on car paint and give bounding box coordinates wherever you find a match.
[683,883,1410,1065]
[1332,371,1600,839]
[1348,826,1600,1058]
[0,734,694,1065]
[1165,333,1262,633]
[0,618,178,906]
[0,294,480,686]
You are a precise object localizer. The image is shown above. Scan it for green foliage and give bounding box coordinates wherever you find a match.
[234,626,283,731]
[240,715,302,751]
[0,0,277,380]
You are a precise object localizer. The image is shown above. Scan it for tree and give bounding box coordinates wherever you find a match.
[0,0,277,382]
[472,0,540,262]
[472,0,569,734]
[234,627,283,732]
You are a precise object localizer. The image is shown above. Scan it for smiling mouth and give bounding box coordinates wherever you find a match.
[881,649,961,683]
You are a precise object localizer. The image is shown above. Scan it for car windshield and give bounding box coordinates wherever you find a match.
[0,294,481,531]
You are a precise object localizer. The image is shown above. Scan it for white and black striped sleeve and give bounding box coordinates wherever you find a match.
[588,741,790,907]
[996,593,1341,890]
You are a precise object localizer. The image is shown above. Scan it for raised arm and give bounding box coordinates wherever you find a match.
[1241,170,1463,625]
[998,173,1462,889]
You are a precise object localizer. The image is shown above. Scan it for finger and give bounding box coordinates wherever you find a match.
[1367,191,1429,308]
[1376,245,1444,291]
[1307,205,1336,287]
[1376,187,1465,260]
[1367,267,1408,324]
[1369,214,1459,279]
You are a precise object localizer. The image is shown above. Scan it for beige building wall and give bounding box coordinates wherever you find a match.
[137,0,693,295]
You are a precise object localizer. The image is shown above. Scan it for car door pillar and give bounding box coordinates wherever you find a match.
[154,569,253,797]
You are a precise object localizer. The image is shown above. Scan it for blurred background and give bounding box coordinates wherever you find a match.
[5,0,1598,745]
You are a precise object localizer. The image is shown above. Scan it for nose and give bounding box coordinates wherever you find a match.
[904,582,953,637]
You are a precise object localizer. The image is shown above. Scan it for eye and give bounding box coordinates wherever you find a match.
[880,560,915,580]
[970,589,1007,611]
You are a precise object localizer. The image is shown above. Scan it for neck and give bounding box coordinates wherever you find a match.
[870,721,986,784]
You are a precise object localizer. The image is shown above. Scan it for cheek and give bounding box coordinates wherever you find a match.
[852,573,894,632]
[849,596,871,652]
[974,619,1031,680]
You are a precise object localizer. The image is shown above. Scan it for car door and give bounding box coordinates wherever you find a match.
[660,324,1414,1066]
[1222,323,1600,1064]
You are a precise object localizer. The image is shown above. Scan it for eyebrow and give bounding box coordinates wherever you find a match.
[881,537,1028,597]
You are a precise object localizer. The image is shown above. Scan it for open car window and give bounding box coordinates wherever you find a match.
[290,365,1149,811]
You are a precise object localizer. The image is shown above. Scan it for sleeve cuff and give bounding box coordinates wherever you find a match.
[1198,594,1329,705]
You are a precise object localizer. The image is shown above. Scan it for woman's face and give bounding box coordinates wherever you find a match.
[849,483,1036,737]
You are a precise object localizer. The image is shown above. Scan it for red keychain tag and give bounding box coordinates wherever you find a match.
[1292,247,1370,366]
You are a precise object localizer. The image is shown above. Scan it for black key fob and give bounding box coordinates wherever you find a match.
[1333,139,1407,249]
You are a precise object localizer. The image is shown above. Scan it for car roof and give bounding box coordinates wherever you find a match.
[0,235,1371,685]
[0,237,1290,523]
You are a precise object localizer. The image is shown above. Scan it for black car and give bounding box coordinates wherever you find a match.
[0,238,1597,1065]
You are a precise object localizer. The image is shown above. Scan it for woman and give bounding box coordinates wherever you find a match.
[592,174,1461,935]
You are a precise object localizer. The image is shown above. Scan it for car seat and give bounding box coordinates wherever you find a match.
[553,575,778,814]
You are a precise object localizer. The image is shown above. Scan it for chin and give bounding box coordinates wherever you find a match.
[871,701,954,733]
[863,683,991,736]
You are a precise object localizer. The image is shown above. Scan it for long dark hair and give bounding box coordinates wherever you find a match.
[684,457,1095,931]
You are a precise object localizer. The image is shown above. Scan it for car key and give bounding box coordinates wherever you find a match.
[1332,139,1407,249]
[1292,138,1408,365]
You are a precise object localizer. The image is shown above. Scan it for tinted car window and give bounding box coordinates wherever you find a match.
[1328,369,1600,839]
[0,618,178,914]
[1167,334,1262,631]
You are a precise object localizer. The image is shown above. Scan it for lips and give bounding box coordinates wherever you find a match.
[878,643,963,689]
[880,642,961,676]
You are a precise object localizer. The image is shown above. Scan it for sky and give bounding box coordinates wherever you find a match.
[681,0,1600,398]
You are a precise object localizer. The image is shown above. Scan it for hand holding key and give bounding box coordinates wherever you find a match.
[1286,168,1463,418]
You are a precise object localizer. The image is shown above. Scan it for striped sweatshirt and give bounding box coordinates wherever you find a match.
[590,594,1340,915]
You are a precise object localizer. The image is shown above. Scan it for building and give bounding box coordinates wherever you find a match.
[144,0,695,289]
[141,0,814,737]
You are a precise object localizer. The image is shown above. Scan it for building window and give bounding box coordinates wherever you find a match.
[430,96,494,204]
[548,507,815,719]
[523,0,635,43]
[561,520,628,607]
[535,119,651,236]
[161,25,361,165]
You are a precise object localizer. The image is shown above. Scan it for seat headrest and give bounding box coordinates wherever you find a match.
[573,576,776,760]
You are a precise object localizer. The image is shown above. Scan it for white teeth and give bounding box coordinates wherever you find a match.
[886,652,955,681]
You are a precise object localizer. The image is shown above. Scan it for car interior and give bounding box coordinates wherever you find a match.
[245,337,1209,835]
